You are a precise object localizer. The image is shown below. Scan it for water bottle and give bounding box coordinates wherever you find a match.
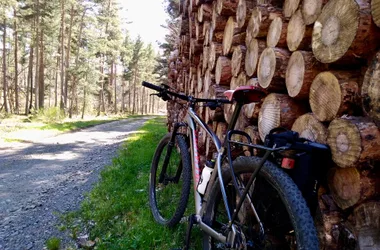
[197,160,215,195]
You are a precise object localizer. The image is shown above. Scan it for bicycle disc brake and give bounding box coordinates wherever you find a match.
[227,225,247,249]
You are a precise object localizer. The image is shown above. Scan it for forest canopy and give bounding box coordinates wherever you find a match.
[0,0,179,118]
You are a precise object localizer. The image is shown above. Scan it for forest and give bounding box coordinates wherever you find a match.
[0,0,180,118]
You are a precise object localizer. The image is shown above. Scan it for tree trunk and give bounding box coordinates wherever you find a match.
[26,47,34,115]
[215,56,232,85]
[267,16,287,48]
[54,54,59,107]
[362,50,380,126]
[327,116,380,168]
[354,201,380,250]
[231,45,246,77]
[286,9,312,51]
[216,0,238,16]
[328,167,380,209]
[246,5,283,44]
[309,71,361,122]
[257,47,290,92]
[283,0,301,18]
[285,51,324,99]
[245,38,266,77]
[222,16,238,55]
[372,0,380,27]
[60,0,65,110]
[114,62,117,113]
[291,113,328,143]
[65,5,75,110]
[301,0,325,25]
[208,42,223,71]
[34,2,40,110]
[312,0,380,64]
[38,31,44,109]
[198,3,212,22]
[212,3,228,31]
[14,9,19,114]
[258,93,307,141]
[236,0,255,29]
[2,18,9,113]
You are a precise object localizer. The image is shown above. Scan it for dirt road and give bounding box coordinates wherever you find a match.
[0,117,151,249]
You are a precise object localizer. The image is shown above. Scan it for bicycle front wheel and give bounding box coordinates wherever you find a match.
[202,156,319,250]
[149,133,191,227]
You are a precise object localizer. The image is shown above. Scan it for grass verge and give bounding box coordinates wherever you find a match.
[60,117,201,249]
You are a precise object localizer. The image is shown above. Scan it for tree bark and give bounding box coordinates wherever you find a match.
[60,0,65,110]
[216,0,238,16]
[208,42,223,71]
[198,3,212,22]
[215,56,232,85]
[14,8,19,114]
[38,30,44,109]
[65,5,75,110]
[2,17,9,113]
[231,45,246,77]
[362,50,380,126]
[327,116,380,168]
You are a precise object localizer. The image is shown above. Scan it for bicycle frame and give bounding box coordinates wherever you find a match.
[173,101,288,245]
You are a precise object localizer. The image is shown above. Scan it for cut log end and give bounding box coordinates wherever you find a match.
[371,0,380,28]
[309,72,342,122]
[283,0,301,18]
[258,93,307,141]
[267,16,283,48]
[286,9,306,52]
[301,0,323,25]
[286,51,305,98]
[223,16,236,55]
[327,117,380,168]
[258,48,276,88]
[292,113,328,143]
[362,51,380,126]
[312,0,359,63]
[216,56,232,85]
[328,167,361,209]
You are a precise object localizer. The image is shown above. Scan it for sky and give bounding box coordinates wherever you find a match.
[117,0,169,49]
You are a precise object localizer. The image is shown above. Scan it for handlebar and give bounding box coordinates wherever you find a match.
[142,81,231,105]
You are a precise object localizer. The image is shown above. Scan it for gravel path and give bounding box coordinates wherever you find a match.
[0,117,151,250]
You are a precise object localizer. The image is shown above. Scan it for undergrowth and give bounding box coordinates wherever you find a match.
[60,117,202,249]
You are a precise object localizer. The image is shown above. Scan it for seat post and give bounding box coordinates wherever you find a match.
[226,102,243,133]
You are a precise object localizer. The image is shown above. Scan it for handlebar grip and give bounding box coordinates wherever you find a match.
[142,81,162,91]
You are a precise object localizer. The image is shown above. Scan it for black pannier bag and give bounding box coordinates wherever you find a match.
[264,128,332,216]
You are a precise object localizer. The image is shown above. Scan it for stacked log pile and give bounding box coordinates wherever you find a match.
[168,0,380,248]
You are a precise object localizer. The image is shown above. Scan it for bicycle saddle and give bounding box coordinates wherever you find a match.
[224,86,267,104]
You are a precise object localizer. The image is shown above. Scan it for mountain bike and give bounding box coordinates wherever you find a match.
[142,81,328,249]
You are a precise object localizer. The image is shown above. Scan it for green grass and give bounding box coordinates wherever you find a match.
[39,119,119,132]
[45,237,61,250]
[59,117,204,249]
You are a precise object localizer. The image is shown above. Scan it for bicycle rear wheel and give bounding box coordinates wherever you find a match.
[149,133,191,227]
[202,156,319,250]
